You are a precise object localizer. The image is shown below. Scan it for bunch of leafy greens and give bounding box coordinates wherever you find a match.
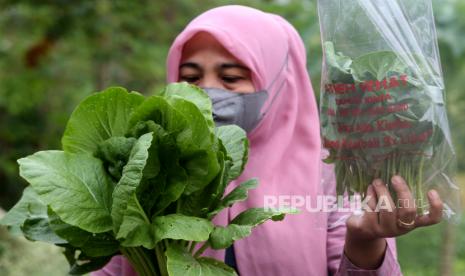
[321,41,447,214]
[0,83,296,276]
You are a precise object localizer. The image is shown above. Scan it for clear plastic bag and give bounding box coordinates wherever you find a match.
[318,0,460,218]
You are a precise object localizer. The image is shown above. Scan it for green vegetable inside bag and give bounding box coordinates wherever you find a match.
[320,41,456,216]
[317,0,460,221]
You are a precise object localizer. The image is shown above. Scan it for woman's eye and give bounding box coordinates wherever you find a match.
[222,76,243,83]
[180,76,200,83]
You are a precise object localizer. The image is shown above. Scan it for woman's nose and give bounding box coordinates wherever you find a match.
[199,75,224,89]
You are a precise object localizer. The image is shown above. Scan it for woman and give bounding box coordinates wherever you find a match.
[94,5,443,276]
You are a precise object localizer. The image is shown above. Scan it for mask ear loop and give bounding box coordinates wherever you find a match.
[260,50,290,117]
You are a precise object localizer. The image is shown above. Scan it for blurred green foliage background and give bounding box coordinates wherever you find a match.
[0,0,463,275]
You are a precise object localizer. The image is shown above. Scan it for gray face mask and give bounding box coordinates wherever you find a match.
[203,88,268,133]
[202,51,289,133]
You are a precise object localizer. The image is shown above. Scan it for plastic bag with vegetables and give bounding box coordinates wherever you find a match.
[317,0,460,218]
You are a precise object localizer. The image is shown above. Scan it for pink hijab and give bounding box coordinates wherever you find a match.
[166,5,324,275]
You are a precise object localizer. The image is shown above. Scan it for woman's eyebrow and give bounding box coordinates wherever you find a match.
[180,62,201,70]
[220,63,250,71]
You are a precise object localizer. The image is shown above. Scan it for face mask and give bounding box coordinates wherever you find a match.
[203,87,268,133]
[202,51,289,133]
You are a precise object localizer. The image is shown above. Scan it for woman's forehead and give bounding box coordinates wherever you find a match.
[180,32,246,67]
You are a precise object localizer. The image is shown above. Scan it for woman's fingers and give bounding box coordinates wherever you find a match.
[371,179,397,235]
[346,184,379,240]
[364,184,378,213]
[415,189,444,227]
[391,175,417,230]
[349,182,444,241]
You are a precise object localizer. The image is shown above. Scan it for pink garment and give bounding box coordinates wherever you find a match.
[93,5,402,276]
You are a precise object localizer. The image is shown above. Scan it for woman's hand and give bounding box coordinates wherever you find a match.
[343,175,444,269]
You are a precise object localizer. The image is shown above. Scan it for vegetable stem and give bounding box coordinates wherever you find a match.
[155,243,169,276]
[189,241,198,253]
[194,241,209,258]
[133,193,151,224]
[416,156,426,215]
[121,247,159,276]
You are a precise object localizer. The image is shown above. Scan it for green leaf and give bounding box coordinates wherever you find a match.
[112,133,153,233]
[150,133,188,215]
[129,120,164,179]
[166,96,219,195]
[220,179,258,209]
[129,95,187,137]
[324,41,353,82]
[63,246,114,275]
[168,95,213,150]
[200,141,234,216]
[62,87,144,154]
[166,244,237,276]
[153,214,214,243]
[117,193,155,249]
[208,179,258,218]
[180,148,229,218]
[21,215,66,244]
[129,94,219,197]
[209,207,298,250]
[2,188,73,245]
[118,194,215,249]
[351,51,409,82]
[49,210,119,257]
[181,148,220,196]
[215,125,249,181]
[18,151,113,233]
[94,136,137,180]
[0,186,46,227]
[208,224,252,250]
[162,82,215,130]
[230,207,298,225]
